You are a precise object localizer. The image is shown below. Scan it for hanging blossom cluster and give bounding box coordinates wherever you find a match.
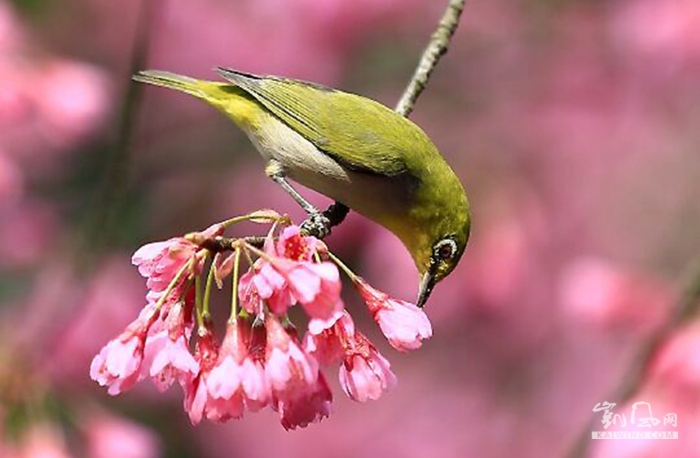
[90,211,432,430]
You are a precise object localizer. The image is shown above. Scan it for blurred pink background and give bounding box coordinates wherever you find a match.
[1,0,699,456]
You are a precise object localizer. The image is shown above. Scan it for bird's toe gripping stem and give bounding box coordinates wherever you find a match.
[300,202,349,239]
[300,212,332,239]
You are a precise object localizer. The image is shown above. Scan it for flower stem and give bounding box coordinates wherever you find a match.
[244,242,294,274]
[243,242,268,261]
[194,257,206,329]
[229,246,242,323]
[202,260,216,321]
[153,257,193,311]
[220,210,284,229]
[326,251,358,282]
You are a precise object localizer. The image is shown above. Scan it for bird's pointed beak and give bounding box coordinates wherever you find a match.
[416,271,437,309]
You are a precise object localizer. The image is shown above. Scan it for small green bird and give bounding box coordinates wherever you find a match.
[133,68,470,307]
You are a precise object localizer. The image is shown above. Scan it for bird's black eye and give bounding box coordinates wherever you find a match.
[434,239,457,261]
[438,244,453,259]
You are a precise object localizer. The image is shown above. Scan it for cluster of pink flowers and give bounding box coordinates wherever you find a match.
[90,219,432,429]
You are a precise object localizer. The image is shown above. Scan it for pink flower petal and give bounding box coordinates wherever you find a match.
[374,300,432,351]
[145,332,199,392]
[90,336,144,396]
[355,277,432,351]
[339,349,397,403]
[276,373,332,430]
[265,315,319,392]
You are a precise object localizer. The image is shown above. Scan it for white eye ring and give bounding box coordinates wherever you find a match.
[434,239,457,261]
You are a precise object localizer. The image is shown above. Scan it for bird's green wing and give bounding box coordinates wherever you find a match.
[216,68,437,177]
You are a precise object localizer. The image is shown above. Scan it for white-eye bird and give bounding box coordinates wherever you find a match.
[133,68,470,307]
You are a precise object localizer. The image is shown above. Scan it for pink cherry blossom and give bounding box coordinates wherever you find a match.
[340,349,397,403]
[90,306,159,395]
[239,260,294,316]
[307,311,396,402]
[286,260,344,332]
[143,331,199,392]
[207,321,271,415]
[275,225,321,261]
[90,334,144,396]
[276,373,333,431]
[188,373,238,424]
[337,321,397,403]
[90,220,433,427]
[239,226,320,317]
[132,223,223,292]
[237,269,264,316]
[132,239,196,293]
[303,311,355,365]
[263,314,332,428]
[183,323,222,425]
[274,226,343,326]
[141,300,198,391]
[355,277,432,351]
[237,229,300,316]
[238,226,344,329]
[265,315,319,393]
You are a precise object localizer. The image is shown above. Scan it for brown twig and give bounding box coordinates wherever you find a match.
[567,258,700,458]
[394,0,467,117]
[188,235,266,252]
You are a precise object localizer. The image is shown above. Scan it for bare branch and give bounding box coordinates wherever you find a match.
[395,0,467,117]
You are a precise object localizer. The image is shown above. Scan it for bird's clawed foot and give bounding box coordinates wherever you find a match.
[300,211,332,239]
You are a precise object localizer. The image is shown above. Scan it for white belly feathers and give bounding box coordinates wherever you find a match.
[246,115,350,183]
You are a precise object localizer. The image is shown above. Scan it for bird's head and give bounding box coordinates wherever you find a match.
[414,212,470,308]
[394,172,470,308]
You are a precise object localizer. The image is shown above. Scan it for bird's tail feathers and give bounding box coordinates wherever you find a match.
[133,70,206,98]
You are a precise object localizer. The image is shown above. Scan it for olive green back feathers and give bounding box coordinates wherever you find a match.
[216,68,432,177]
